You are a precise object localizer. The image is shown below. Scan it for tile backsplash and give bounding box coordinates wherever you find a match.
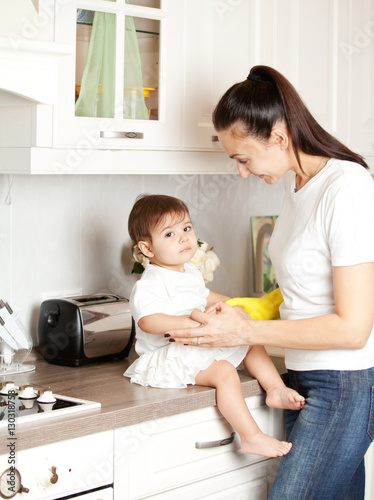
[0,173,285,344]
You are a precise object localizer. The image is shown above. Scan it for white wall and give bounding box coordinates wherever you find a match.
[0,172,285,344]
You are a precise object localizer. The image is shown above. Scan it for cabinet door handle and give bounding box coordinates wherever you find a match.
[195,431,236,449]
[211,135,219,142]
[100,131,144,139]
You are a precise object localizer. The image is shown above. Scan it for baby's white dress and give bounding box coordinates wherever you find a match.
[124,262,248,388]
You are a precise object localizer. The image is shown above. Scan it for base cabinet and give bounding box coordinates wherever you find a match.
[0,431,113,500]
[139,461,279,500]
[0,403,372,499]
[114,395,282,499]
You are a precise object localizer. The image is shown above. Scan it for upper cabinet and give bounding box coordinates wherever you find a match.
[182,0,253,151]
[252,0,356,155]
[345,0,374,160]
[0,0,189,175]
[54,0,183,150]
[182,0,374,172]
[0,0,373,173]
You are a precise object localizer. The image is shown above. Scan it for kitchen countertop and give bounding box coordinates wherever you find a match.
[0,349,286,455]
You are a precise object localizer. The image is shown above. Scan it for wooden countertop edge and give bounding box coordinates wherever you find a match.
[0,370,264,454]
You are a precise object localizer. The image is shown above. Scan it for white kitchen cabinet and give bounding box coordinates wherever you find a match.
[0,431,113,499]
[53,0,183,151]
[255,0,348,139]
[0,0,186,174]
[184,0,344,152]
[345,0,374,162]
[113,395,283,499]
[182,0,374,172]
[1,0,374,174]
[138,461,278,500]
[182,0,254,152]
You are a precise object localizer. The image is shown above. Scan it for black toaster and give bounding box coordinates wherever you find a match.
[37,294,135,367]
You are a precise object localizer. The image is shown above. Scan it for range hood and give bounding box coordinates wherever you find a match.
[0,36,72,104]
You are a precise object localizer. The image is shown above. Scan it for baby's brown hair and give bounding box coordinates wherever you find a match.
[128,194,190,244]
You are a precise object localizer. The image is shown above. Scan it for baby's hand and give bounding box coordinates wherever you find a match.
[204,303,222,315]
[206,302,252,319]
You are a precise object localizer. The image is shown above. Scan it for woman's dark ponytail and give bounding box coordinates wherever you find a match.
[213,66,368,169]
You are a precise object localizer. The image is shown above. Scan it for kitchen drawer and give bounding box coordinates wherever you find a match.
[0,431,113,500]
[114,395,285,499]
[143,459,280,500]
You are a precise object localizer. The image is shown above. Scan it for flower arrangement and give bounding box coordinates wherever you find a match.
[190,240,220,282]
[131,240,220,282]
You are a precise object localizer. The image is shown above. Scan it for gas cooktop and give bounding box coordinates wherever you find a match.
[0,382,100,428]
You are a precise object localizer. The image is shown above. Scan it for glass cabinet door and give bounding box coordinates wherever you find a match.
[53,0,182,150]
[75,5,160,121]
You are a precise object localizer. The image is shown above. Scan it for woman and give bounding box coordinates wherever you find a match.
[166,66,374,499]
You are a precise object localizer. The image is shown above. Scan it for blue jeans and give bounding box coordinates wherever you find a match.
[269,367,374,500]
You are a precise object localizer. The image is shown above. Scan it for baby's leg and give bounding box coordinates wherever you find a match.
[243,346,305,410]
[195,360,292,458]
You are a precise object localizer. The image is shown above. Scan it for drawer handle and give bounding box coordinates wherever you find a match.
[100,131,144,139]
[50,466,59,484]
[195,431,236,449]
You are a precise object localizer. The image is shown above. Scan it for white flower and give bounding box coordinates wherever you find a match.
[191,241,220,282]
[132,244,149,273]
[197,241,209,252]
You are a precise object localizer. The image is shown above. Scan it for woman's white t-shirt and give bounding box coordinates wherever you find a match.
[269,159,374,371]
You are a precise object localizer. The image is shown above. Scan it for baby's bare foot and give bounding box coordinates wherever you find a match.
[240,431,292,457]
[266,384,306,410]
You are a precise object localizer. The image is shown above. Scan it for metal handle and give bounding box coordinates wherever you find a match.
[195,431,235,449]
[100,131,144,139]
[211,135,219,142]
[0,300,12,313]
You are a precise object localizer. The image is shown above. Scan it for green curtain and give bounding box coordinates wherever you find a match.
[75,8,149,120]
[123,15,150,120]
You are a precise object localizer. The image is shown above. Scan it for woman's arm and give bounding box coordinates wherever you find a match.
[166,263,374,350]
[138,313,200,335]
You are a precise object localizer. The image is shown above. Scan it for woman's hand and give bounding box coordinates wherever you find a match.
[165,302,253,347]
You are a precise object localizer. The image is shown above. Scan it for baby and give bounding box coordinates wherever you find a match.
[124,194,305,457]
